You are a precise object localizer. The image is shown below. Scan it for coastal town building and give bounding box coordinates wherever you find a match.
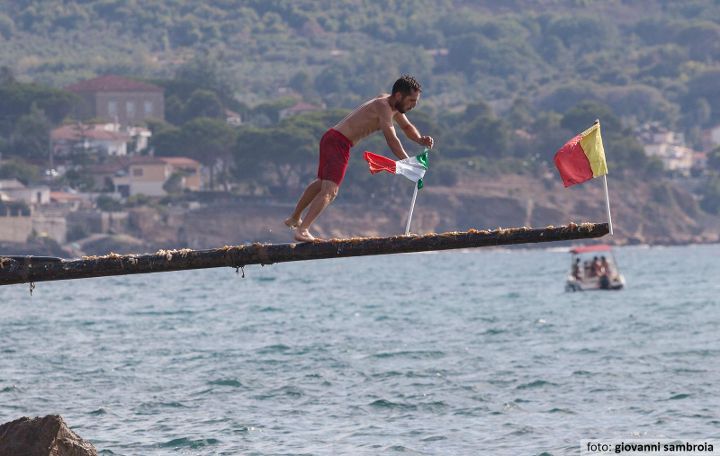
[50,122,152,159]
[636,123,700,176]
[107,156,203,197]
[49,191,87,211]
[0,179,51,206]
[0,181,67,243]
[51,123,130,157]
[65,75,165,126]
[0,201,32,243]
[225,109,242,126]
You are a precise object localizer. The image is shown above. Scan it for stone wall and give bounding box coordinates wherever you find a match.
[0,215,32,243]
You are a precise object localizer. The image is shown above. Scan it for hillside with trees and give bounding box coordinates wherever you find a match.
[1,0,720,249]
[0,1,718,132]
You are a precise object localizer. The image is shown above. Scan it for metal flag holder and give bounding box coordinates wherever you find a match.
[404,148,430,235]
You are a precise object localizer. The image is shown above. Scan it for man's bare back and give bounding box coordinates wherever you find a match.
[333,95,393,145]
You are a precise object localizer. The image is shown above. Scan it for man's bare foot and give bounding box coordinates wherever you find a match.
[284,216,301,229]
[294,228,317,242]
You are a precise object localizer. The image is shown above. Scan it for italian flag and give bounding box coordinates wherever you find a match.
[553,122,608,187]
[363,150,429,189]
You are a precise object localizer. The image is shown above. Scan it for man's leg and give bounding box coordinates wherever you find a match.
[285,179,322,228]
[294,179,338,242]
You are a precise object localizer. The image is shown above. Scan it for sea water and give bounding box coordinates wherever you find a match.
[1,244,719,455]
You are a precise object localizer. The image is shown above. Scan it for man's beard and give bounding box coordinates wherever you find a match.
[394,99,407,113]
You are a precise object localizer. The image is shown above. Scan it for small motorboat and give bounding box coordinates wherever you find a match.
[565,244,624,291]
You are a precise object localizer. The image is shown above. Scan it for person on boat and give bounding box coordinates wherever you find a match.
[600,256,611,278]
[284,75,434,242]
[591,256,602,277]
[572,258,582,280]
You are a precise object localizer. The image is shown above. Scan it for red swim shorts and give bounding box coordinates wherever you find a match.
[317,128,353,186]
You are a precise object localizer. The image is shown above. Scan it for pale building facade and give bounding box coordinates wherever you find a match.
[66,75,165,127]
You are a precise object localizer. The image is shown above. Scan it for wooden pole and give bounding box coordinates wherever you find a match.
[0,223,609,286]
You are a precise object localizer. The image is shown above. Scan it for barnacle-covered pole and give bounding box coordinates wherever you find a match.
[0,223,608,286]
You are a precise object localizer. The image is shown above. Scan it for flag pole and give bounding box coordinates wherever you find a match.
[602,174,614,235]
[404,184,419,235]
[594,118,613,236]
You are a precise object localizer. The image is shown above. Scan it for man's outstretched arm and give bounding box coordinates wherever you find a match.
[381,123,410,160]
[395,113,434,149]
[379,106,410,160]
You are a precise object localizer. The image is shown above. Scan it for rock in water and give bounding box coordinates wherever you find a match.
[0,415,97,456]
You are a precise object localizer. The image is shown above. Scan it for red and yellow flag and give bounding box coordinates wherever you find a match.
[553,122,608,187]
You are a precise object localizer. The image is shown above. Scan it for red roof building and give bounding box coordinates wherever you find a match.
[65,75,163,93]
[66,75,165,127]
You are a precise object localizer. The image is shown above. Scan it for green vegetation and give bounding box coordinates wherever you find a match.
[0,1,718,127]
[0,1,718,204]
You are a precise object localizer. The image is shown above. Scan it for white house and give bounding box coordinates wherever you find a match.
[51,123,130,156]
[110,156,203,197]
[0,179,51,205]
[637,123,697,175]
[701,125,720,152]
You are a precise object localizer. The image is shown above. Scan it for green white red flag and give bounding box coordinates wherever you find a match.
[363,150,429,189]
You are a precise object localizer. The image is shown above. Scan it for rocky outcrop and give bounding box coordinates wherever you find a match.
[172,174,720,249]
[0,415,97,456]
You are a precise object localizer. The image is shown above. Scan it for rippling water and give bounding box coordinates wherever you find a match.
[1,244,719,455]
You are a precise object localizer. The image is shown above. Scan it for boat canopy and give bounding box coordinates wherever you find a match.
[570,244,613,254]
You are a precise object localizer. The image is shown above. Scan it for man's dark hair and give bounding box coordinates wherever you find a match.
[392,75,422,96]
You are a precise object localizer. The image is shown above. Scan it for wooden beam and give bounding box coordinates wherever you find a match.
[0,223,608,286]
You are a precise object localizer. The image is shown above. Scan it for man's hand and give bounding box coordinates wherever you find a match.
[419,135,434,149]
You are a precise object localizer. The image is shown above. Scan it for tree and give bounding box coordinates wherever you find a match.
[462,116,510,158]
[149,124,183,156]
[707,146,720,173]
[179,117,237,191]
[169,17,202,46]
[0,82,76,137]
[561,101,622,134]
[676,21,720,61]
[604,85,678,126]
[96,194,123,211]
[233,124,315,196]
[0,13,14,39]
[447,33,486,75]
[162,172,185,195]
[689,98,712,128]
[314,65,350,95]
[62,168,95,192]
[545,15,617,50]
[9,106,51,160]
[174,54,235,101]
[184,89,224,119]
[700,176,720,215]
[465,100,493,121]
[289,71,314,95]
[0,66,15,85]
[685,70,720,125]
[164,95,185,126]
[506,97,534,126]
[0,158,41,184]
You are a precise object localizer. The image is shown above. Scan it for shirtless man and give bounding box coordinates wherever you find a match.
[285,75,434,242]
